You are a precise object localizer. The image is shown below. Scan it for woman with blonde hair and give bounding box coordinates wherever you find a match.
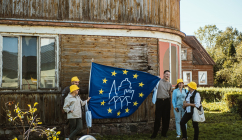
[172,79,187,138]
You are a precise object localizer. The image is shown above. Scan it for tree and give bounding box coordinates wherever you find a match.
[216,27,242,57]
[227,42,236,57]
[214,27,242,86]
[194,25,220,49]
[195,25,242,87]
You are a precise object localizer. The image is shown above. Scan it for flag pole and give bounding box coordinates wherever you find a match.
[87,58,94,135]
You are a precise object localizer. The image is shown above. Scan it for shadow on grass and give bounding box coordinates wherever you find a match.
[94,111,242,140]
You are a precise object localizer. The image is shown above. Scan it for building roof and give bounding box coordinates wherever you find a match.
[183,36,215,65]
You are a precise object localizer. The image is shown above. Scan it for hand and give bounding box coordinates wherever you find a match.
[87,97,91,102]
[62,109,65,114]
[183,103,189,107]
[70,110,73,113]
[175,108,179,112]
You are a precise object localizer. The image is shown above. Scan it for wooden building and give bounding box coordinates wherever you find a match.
[0,0,185,137]
[181,36,215,87]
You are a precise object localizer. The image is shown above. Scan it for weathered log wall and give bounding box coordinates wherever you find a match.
[0,0,180,30]
[60,35,159,123]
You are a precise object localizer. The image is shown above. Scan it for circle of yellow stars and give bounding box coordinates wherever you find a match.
[100,69,145,115]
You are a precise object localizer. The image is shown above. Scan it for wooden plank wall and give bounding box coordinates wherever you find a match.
[60,35,159,123]
[0,92,64,125]
[0,0,180,30]
[191,65,214,87]
[182,44,214,87]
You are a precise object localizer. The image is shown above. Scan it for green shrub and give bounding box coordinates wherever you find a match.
[224,92,242,113]
[202,100,229,112]
[196,87,242,113]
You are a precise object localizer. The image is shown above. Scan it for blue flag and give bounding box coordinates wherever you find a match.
[88,62,160,119]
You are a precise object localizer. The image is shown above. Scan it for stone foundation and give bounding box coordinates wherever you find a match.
[90,119,175,135]
[0,119,175,139]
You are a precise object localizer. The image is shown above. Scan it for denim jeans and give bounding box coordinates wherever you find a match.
[173,107,186,136]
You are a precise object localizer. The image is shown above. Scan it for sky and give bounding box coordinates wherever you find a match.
[180,0,242,36]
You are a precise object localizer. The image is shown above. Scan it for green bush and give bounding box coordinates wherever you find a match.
[197,87,242,102]
[196,87,242,113]
[202,100,229,112]
[224,92,242,113]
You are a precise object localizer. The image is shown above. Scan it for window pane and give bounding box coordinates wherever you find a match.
[40,38,55,88]
[181,49,187,60]
[183,72,192,85]
[22,36,37,90]
[199,71,207,85]
[2,37,18,88]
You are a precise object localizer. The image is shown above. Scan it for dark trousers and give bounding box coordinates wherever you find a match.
[152,98,171,137]
[69,118,83,140]
[180,112,199,140]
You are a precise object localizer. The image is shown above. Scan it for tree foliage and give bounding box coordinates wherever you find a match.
[194,25,220,49]
[195,25,242,87]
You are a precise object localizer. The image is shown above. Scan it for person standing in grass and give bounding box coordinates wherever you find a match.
[172,79,187,138]
[180,81,201,140]
[150,70,172,139]
[63,85,91,140]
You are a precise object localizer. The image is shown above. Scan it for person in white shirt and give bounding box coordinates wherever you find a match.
[180,81,201,140]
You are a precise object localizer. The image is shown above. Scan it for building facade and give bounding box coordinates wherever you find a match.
[0,0,185,137]
[181,36,215,87]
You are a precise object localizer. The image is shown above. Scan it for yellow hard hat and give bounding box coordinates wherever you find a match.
[188,81,197,90]
[177,79,184,84]
[70,85,80,93]
[71,76,80,82]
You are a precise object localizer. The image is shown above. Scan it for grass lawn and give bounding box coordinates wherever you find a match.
[95,111,242,140]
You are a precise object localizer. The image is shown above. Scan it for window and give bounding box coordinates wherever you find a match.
[183,71,192,85]
[0,34,59,91]
[198,71,207,85]
[181,48,187,60]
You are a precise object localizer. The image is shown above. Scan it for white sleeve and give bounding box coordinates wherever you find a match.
[194,92,201,108]
[80,99,87,106]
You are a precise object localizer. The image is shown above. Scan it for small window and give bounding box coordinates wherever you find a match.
[0,34,58,91]
[183,71,192,85]
[181,48,187,60]
[198,71,207,85]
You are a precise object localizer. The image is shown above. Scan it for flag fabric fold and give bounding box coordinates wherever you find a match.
[88,62,160,119]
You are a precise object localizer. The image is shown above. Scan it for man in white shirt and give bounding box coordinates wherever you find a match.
[180,81,201,140]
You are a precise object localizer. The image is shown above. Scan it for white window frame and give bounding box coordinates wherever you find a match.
[181,48,187,60]
[183,71,192,85]
[198,71,207,85]
[0,33,59,92]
